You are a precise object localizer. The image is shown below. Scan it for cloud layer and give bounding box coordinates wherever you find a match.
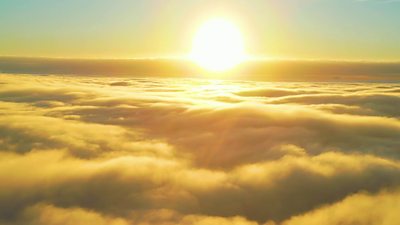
[1,57,400,81]
[0,74,399,225]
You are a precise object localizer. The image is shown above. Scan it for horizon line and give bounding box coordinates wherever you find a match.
[1,55,400,64]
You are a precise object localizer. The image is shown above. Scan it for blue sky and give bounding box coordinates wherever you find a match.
[0,0,399,60]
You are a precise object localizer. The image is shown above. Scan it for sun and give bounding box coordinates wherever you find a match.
[190,18,246,72]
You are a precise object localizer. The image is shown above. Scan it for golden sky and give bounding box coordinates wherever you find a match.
[1,0,400,60]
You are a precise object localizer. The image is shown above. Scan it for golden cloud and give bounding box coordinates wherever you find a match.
[0,74,399,224]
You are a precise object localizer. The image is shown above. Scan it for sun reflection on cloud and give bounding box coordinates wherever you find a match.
[0,74,400,225]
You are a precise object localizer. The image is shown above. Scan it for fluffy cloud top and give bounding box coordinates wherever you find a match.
[0,74,399,225]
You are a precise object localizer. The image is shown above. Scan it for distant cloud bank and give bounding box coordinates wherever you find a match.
[1,57,399,81]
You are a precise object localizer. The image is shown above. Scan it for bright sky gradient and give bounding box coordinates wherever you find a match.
[1,0,400,60]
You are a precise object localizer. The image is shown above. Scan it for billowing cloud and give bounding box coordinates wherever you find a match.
[0,73,399,224]
[283,189,400,225]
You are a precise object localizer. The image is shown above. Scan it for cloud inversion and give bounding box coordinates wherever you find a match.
[0,74,399,225]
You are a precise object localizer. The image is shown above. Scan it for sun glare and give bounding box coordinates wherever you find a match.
[190,18,246,72]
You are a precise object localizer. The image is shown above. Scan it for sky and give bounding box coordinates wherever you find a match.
[1,0,400,60]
